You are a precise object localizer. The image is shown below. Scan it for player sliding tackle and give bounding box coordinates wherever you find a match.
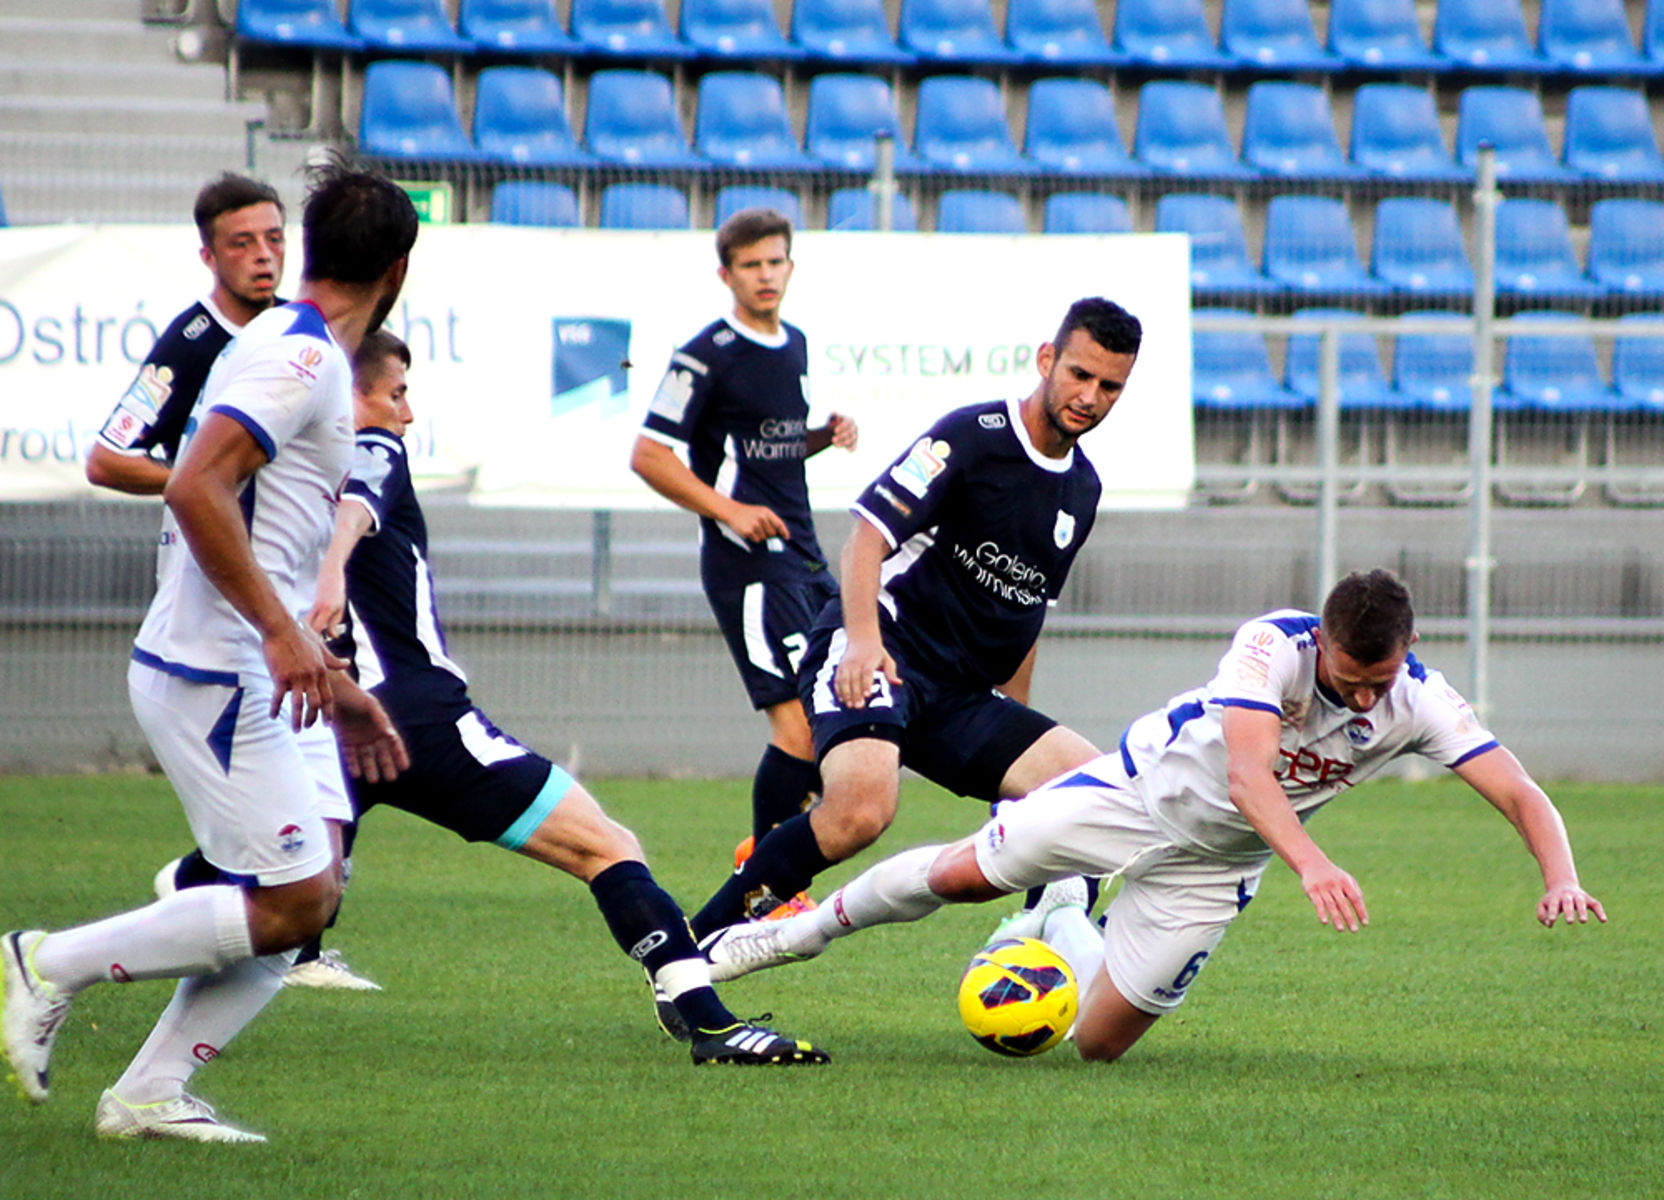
[703,569,1607,1061]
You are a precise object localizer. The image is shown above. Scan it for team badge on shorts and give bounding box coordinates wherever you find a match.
[1053,511,1075,549]
[277,824,306,855]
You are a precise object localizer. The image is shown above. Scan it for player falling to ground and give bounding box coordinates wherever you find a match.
[3,159,417,1142]
[630,208,857,921]
[686,297,1142,940]
[294,330,825,1067]
[85,171,376,992]
[703,569,1608,1062]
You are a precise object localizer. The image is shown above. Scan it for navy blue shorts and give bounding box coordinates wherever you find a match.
[351,705,575,849]
[706,573,840,710]
[796,612,1057,804]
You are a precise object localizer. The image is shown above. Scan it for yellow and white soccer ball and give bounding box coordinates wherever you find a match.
[956,936,1078,1057]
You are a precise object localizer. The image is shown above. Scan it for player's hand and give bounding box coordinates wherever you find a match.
[723,502,790,542]
[306,570,347,638]
[1299,860,1368,932]
[329,680,409,784]
[264,620,346,731]
[833,633,901,709]
[826,412,858,451]
[1538,883,1606,928]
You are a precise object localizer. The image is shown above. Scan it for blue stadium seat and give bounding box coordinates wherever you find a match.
[936,190,1026,233]
[1538,0,1656,75]
[459,0,580,53]
[1005,0,1122,65]
[791,0,915,64]
[1043,193,1132,233]
[1456,88,1576,183]
[350,0,474,53]
[1327,0,1447,70]
[1434,0,1546,71]
[1241,81,1364,180]
[599,182,690,228]
[1133,81,1256,179]
[899,0,1024,64]
[714,186,804,227]
[1220,0,1343,70]
[827,187,920,230]
[570,0,694,57]
[681,0,803,59]
[1370,198,1474,295]
[1349,84,1469,182]
[1494,199,1608,299]
[1563,87,1664,182]
[1286,308,1400,408]
[491,181,580,226]
[1112,0,1236,68]
[1154,193,1281,294]
[236,0,364,50]
[914,76,1036,174]
[358,60,479,159]
[1024,78,1143,176]
[1613,312,1664,406]
[473,66,593,166]
[695,72,815,169]
[805,74,928,172]
[1264,196,1390,294]
[584,70,706,168]
[1193,309,1306,410]
[1588,199,1664,294]
[1500,311,1622,411]
[1391,312,1474,409]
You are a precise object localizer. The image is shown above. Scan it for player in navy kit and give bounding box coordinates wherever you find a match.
[690,297,1143,938]
[630,208,856,919]
[299,331,826,1066]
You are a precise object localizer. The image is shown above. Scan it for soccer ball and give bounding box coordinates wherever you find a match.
[956,936,1077,1057]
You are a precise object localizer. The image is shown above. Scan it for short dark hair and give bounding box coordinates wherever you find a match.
[352,329,411,387]
[717,208,793,268]
[193,173,283,246]
[1322,569,1416,665]
[1053,297,1142,357]
[301,156,419,285]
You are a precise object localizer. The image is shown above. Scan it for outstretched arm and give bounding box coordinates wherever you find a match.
[1222,706,1368,932]
[86,443,171,495]
[629,434,788,542]
[306,499,376,637]
[1452,746,1607,928]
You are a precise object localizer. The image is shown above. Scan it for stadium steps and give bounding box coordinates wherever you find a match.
[0,96,268,138]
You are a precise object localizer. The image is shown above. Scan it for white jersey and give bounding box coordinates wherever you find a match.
[1119,609,1498,860]
[133,301,354,686]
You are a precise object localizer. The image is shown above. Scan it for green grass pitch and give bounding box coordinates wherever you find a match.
[1,772,1659,1200]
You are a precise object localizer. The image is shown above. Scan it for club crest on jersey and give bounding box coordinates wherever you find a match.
[183,314,211,340]
[978,412,1007,430]
[277,823,305,855]
[1344,716,1375,746]
[890,436,950,499]
[1054,511,1076,549]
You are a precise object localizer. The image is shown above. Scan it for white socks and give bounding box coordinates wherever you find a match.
[31,885,253,995]
[801,844,948,954]
[110,950,295,1106]
[1041,905,1105,990]
[654,956,713,1000]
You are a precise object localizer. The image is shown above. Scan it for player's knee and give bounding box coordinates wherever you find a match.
[1073,1036,1128,1064]
[827,802,894,855]
[247,872,342,952]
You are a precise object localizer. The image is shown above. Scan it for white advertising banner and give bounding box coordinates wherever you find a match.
[0,224,1192,508]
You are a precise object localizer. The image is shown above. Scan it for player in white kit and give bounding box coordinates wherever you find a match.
[700,569,1607,1061]
[2,160,417,1141]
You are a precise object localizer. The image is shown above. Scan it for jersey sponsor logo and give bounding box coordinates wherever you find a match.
[1344,716,1375,746]
[277,823,305,855]
[1276,746,1355,790]
[1234,654,1271,688]
[978,412,1007,430]
[713,327,736,347]
[1053,510,1075,549]
[889,436,950,499]
[872,482,913,517]
[120,363,174,419]
[101,407,146,449]
[650,367,696,423]
[290,346,324,381]
[951,539,1048,606]
[182,314,211,340]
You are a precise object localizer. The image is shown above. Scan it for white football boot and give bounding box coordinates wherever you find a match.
[95,1089,267,1143]
[2,930,73,1105]
[282,950,381,991]
[987,875,1090,944]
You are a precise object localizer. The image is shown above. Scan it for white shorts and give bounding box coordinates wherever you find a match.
[973,755,1270,1015]
[129,660,352,887]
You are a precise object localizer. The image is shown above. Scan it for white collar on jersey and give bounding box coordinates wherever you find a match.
[200,293,248,335]
[722,313,789,349]
[1005,393,1074,474]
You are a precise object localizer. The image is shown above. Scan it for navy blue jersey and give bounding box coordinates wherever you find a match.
[641,316,828,586]
[95,298,248,462]
[339,428,471,724]
[852,397,1101,689]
